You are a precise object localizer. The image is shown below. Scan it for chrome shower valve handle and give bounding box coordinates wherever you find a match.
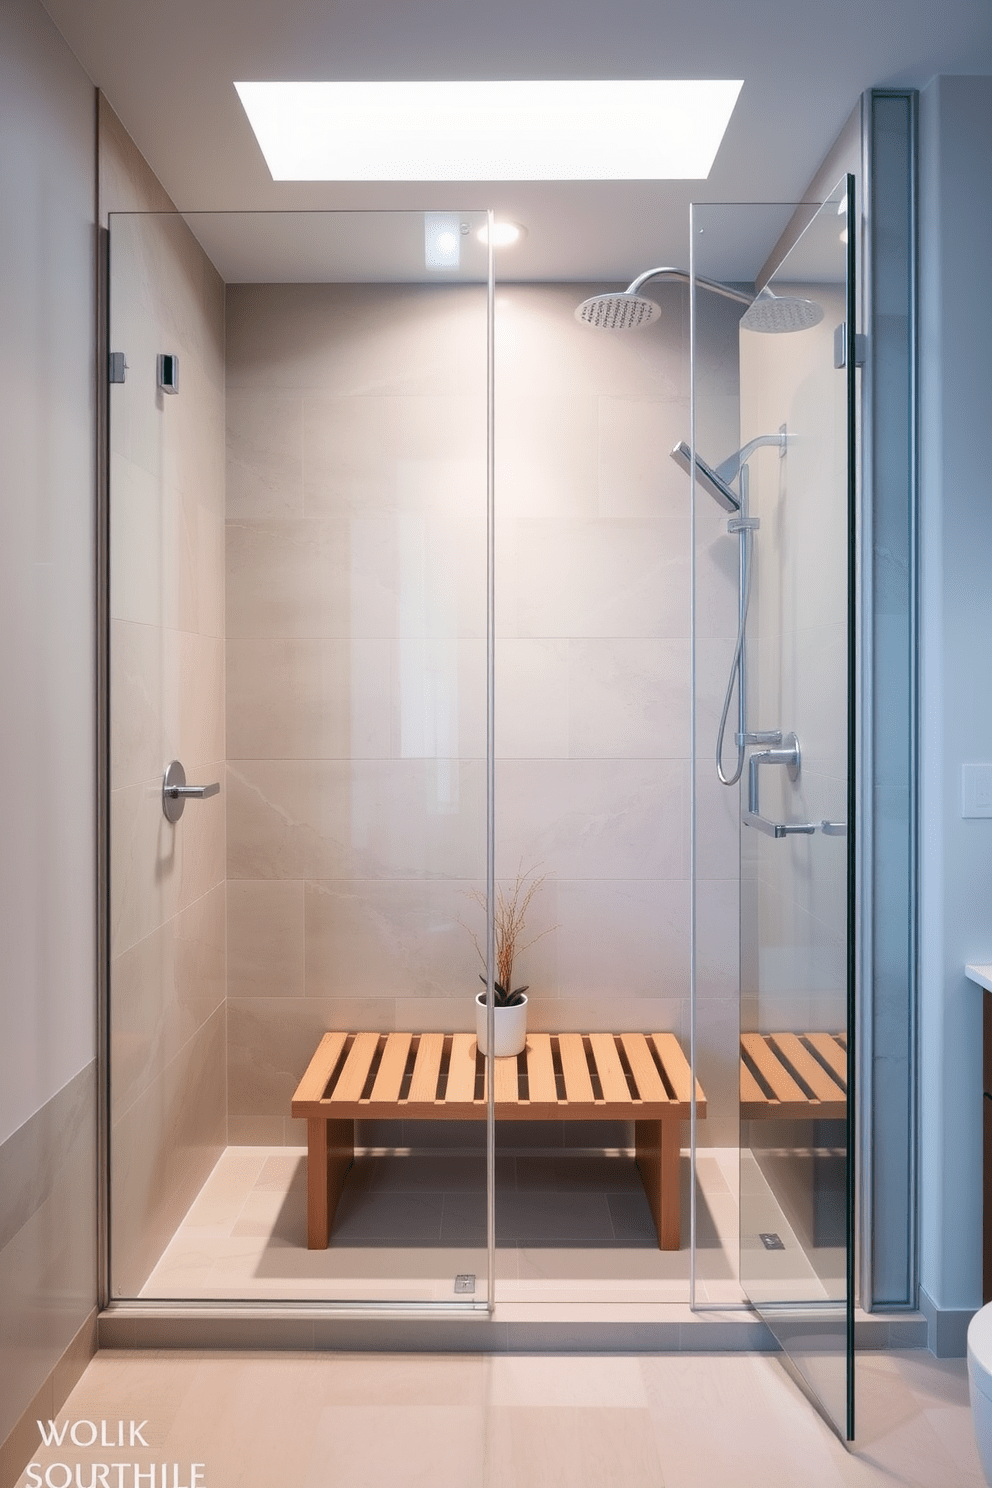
[742,732,820,838]
[162,760,221,823]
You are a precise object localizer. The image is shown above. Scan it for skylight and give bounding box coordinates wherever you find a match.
[234,80,743,182]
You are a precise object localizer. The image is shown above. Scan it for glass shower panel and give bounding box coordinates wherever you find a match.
[492,277,705,1305]
[691,186,855,1437]
[107,209,495,1308]
[689,241,753,1308]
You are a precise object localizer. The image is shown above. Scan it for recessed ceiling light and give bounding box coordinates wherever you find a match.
[235,80,743,182]
[477,221,524,247]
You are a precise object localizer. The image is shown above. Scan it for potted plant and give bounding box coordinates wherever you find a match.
[464,866,553,1057]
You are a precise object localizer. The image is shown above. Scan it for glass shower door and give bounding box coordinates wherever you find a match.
[106,208,497,1311]
[692,180,856,1438]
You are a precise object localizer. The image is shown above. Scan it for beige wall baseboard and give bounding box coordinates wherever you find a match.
[0,1308,98,1488]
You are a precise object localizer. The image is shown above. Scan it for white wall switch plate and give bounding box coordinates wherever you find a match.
[962,763,992,817]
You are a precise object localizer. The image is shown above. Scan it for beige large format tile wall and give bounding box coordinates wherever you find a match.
[226,279,741,1147]
[225,280,489,1143]
[107,118,227,1295]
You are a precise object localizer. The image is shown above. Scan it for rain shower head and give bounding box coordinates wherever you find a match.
[574,266,823,334]
[575,267,747,333]
[574,292,661,331]
[670,441,741,513]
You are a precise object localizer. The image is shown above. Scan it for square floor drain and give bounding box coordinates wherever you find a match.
[759,1232,786,1251]
[454,1274,476,1294]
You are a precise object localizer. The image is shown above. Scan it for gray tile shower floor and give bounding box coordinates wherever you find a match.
[140,1146,745,1303]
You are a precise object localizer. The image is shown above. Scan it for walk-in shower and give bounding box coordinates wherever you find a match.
[102,183,857,1439]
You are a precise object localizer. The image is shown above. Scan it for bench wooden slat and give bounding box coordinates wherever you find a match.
[740,1059,768,1111]
[652,1033,698,1106]
[445,1033,479,1106]
[526,1035,558,1107]
[806,1032,847,1091]
[369,1032,411,1105]
[294,1031,348,1105]
[495,1054,518,1106]
[558,1033,594,1104]
[407,1033,444,1105]
[619,1033,669,1105]
[771,1033,847,1104]
[328,1032,379,1105]
[741,1032,807,1105]
[589,1033,630,1105]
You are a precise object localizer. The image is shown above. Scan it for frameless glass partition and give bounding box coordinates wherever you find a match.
[691,183,856,1437]
[491,277,709,1306]
[107,208,496,1308]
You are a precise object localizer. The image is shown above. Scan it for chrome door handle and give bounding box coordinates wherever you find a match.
[162,760,221,822]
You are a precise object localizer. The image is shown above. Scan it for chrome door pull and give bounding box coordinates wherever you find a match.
[162,760,221,822]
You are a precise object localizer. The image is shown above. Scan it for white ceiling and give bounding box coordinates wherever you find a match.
[43,0,992,282]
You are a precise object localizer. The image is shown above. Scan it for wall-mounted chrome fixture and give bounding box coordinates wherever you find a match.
[157,354,179,394]
[669,427,788,785]
[740,732,845,838]
[162,760,220,823]
[742,732,815,837]
[109,352,128,384]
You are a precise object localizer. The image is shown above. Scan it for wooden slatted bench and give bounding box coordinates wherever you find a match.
[740,1032,847,1120]
[292,1031,705,1252]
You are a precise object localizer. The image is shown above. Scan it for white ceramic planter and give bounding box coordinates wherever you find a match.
[475,991,528,1058]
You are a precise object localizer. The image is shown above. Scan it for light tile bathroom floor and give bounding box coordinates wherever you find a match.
[15,1347,984,1488]
[140,1145,747,1304]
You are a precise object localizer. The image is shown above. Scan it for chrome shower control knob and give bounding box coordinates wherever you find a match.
[162,760,221,823]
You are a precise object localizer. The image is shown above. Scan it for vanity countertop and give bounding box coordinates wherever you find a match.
[966,964,992,991]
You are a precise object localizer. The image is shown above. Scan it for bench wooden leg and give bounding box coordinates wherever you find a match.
[635,1119,682,1250]
[307,1117,355,1249]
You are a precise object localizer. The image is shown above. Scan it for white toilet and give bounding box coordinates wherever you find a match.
[968,1304,992,1483]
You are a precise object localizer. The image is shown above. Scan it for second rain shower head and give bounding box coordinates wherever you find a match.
[739,288,824,333]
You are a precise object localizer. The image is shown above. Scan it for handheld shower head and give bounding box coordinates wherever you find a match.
[669,441,740,513]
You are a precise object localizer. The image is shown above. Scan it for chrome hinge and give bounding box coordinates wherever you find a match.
[834,324,867,369]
